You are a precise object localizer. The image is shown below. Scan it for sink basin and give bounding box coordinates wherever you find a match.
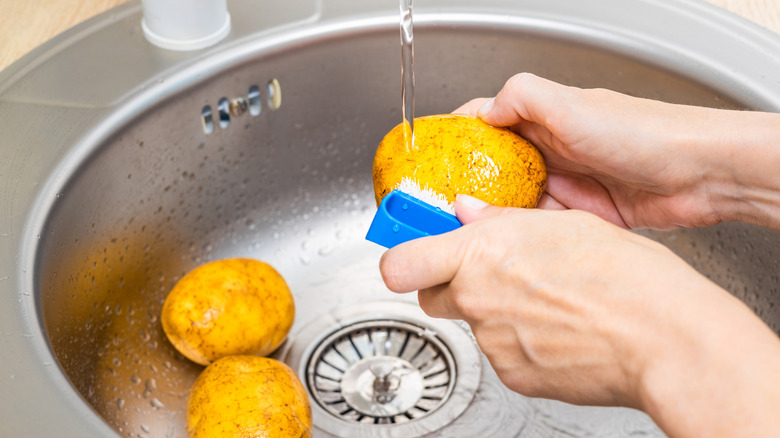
[2,0,780,436]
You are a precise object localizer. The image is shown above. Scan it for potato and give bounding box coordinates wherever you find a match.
[373,114,546,208]
[187,355,312,438]
[161,258,294,366]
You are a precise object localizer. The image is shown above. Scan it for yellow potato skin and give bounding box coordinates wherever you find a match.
[187,355,312,438]
[161,258,294,366]
[373,114,547,207]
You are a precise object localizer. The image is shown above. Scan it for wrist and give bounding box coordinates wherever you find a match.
[698,110,780,229]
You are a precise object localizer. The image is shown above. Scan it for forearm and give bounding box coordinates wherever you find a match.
[638,283,780,437]
[697,109,780,230]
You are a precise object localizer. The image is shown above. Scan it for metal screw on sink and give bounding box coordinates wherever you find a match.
[229,97,248,117]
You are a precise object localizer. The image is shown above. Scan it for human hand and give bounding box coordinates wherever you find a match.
[454,73,780,231]
[380,196,780,437]
[381,195,722,407]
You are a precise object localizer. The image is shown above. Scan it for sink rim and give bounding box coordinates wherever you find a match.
[3,0,780,436]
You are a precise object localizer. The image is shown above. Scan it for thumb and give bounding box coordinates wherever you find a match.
[454,194,511,225]
[476,73,565,128]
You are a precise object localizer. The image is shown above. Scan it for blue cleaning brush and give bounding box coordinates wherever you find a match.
[366,178,462,248]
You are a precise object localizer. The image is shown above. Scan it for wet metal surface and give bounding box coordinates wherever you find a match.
[3,1,780,436]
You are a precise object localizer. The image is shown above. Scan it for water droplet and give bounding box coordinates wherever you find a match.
[140,424,150,433]
[116,398,125,409]
[130,375,141,385]
[392,224,400,233]
[402,203,409,210]
[150,398,164,409]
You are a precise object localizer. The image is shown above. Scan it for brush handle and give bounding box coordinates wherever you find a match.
[366,190,462,249]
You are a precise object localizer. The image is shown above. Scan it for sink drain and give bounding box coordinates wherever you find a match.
[307,320,455,424]
[278,301,482,437]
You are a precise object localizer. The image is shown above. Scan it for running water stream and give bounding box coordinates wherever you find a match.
[400,0,416,151]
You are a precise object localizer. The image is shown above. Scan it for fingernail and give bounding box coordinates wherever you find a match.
[456,194,489,210]
[477,98,494,117]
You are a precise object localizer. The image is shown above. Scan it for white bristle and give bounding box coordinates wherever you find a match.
[396,177,455,215]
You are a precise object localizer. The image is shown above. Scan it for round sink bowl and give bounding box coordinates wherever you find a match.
[2,0,780,436]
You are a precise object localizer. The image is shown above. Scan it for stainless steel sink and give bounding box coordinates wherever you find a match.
[2,0,780,436]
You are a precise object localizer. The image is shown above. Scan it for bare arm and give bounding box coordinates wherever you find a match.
[455,73,780,231]
[377,74,780,437]
[380,197,780,437]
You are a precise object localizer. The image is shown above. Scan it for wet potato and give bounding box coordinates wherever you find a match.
[161,258,295,366]
[373,114,547,208]
[187,355,312,438]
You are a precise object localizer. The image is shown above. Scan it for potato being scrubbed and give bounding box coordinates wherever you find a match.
[161,258,294,366]
[187,355,312,438]
[373,114,547,208]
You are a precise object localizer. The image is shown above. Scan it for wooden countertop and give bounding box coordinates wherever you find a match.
[2,0,780,72]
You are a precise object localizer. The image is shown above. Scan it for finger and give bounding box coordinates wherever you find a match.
[380,197,516,294]
[417,284,462,319]
[379,232,464,294]
[453,194,513,225]
[452,98,491,116]
[536,193,567,210]
[478,73,576,129]
[544,172,629,228]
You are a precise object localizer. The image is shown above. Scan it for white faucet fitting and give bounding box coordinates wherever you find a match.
[141,0,231,51]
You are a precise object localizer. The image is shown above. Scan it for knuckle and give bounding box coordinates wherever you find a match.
[449,289,474,319]
[505,72,533,96]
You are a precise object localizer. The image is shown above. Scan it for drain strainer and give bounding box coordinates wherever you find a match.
[307,320,456,423]
[278,301,482,438]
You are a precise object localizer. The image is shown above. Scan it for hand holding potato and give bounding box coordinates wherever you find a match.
[455,73,780,231]
[378,73,780,438]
